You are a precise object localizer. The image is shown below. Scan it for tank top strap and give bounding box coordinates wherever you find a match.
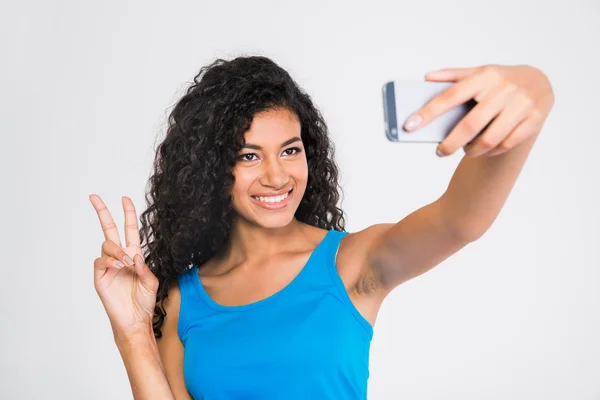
[288,229,347,286]
[323,229,350,260]
[318,229,349,271]
[176,265,213,344]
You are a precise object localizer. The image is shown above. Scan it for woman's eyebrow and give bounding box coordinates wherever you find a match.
[243,136,302,150]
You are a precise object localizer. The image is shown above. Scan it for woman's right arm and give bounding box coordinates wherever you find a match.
[111,276,192,400]
[116,328,176,400]
[90,195,189,399]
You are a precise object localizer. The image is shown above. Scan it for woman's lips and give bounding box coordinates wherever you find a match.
[251,189,293,210]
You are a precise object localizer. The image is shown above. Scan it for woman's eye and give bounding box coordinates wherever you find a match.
[238,153,257,162]
[283,147,301,156]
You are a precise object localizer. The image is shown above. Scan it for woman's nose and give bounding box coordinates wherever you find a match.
[261,160,289,188]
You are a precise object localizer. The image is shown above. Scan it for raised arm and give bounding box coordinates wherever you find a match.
[90,195,176,399]
[356,65,555,294]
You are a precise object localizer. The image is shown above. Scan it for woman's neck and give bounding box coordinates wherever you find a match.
[218,218,313,267]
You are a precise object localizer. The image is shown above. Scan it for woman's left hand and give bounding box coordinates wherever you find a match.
[403,65,555,157]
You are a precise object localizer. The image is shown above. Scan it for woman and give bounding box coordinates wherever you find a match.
[90,56,554,399]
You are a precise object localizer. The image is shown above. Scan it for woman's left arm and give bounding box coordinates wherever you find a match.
[418,64,555,237]
[356,65,554,293]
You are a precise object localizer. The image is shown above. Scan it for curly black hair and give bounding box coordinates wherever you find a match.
[138,55,346,338]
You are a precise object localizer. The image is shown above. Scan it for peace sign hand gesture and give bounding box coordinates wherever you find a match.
[89,194,159,342]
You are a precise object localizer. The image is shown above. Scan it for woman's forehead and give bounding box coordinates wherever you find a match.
[244,109,301,145]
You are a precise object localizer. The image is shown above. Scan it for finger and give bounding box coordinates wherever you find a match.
[463,92,531,157]
[94,256,120,283]
[424,67,479,82]
[102,240,135,266]
[486,116,538,157]
[89,194,122,247]
[404,72,486,132]
[94,257,109,278]
[134,254,158,293]
[438,86,516,157]
[93,256,128,293]
[122,196,141,249]
[106,256,126,269]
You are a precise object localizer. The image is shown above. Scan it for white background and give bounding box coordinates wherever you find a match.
[1,0,599,398]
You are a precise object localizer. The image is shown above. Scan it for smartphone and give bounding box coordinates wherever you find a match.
[382,80,477,143]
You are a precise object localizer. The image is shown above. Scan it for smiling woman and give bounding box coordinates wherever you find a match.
[90,56,358,399]
[89,55,554,400]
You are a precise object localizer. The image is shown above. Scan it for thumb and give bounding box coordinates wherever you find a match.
[134,254,157,291]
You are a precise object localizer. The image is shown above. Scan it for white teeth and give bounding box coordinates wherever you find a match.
[254,191,289,203]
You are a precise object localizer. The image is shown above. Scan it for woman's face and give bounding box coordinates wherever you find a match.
[230,108,308,229]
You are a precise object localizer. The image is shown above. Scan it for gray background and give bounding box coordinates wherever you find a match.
[1,0,599,398]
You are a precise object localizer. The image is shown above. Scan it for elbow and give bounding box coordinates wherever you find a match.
[457,226,487,243]
[449,220,491,243]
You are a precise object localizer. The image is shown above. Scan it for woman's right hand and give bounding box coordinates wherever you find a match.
[89,194,159,342]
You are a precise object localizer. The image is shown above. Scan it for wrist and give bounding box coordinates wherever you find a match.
[114,323,156,350]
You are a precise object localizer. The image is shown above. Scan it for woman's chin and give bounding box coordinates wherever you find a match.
[253,213,297,229]
[232,206,298,230]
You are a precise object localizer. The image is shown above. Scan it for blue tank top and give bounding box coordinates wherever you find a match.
[177,229,373,399]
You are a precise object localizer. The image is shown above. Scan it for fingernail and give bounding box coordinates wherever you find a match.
[436,148,446,157]
[404,115,422,132]
[123,255,134,266]
[115,260,125,268]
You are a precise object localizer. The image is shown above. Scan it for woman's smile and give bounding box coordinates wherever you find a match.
[251,188,294,210]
